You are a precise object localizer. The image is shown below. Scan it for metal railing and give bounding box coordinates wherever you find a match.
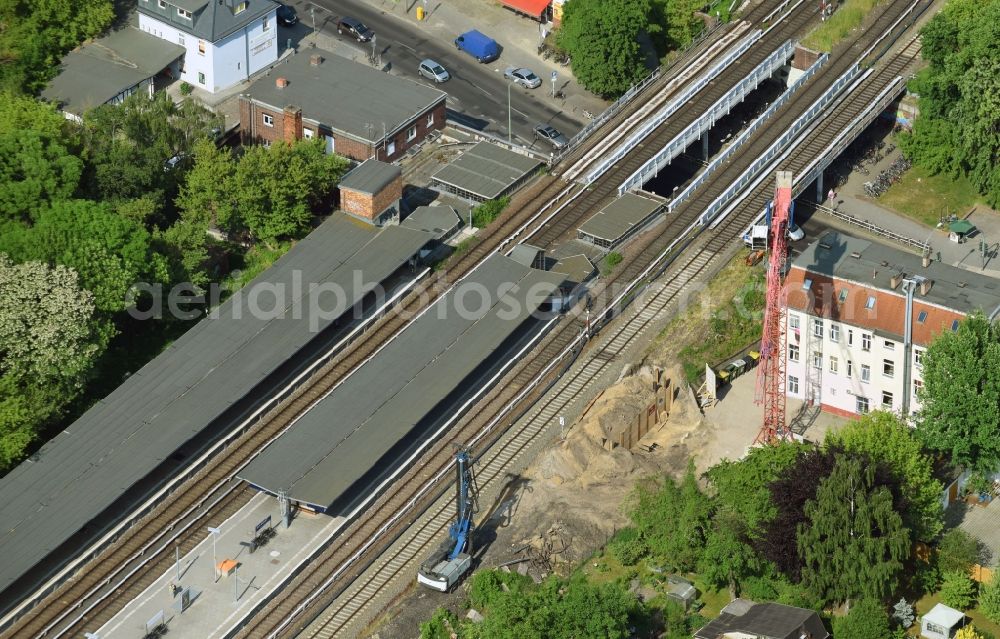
[662,47,824,209]
[697,61,866,226]
[581,29,763,185]
[618,39,798,196]
[815,203,929,252]
[552,21,726,165]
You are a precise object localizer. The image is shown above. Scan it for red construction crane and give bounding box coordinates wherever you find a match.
[754,171,795,445]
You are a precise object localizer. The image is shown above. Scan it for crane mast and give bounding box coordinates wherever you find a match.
[754,171,795,445]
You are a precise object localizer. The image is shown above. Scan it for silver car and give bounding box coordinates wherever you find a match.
[533,124,568,149]
[504,67,541,89]
[419,59,450,83]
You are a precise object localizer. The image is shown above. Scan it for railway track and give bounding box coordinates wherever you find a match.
[0,8,773,639]
[270,3,929,636]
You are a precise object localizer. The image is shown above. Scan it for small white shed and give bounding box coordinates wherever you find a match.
[921,603,965,639]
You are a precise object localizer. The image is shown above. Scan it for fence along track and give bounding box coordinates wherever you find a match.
[2,11,730,636]
[270,7,928,637]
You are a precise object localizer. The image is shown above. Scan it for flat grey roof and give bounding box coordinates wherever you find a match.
[431,142,542,200]
[401,205,461,239]
[238,253,564,508]
[795,231,1000,317]
[0,214,431,595]
[553,254,595,286]
[578,193,663,242]
[339,159,401,195]
[41,26,184,116]
[244,50,446,142]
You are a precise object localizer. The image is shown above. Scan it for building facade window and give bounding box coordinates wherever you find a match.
[262,113,274,127]
[427,112,434,126]
[848,329,854,346]
[839,288,848,303]
[406,125,417,141]
[178,7,191,18]
[882,390,894,409]
[862,333,871,351]
[235,1,248,13]
[865,295,876,310]
[915,350,924,367]
[861,364,871,383]
[812,352,822,369]
[829,356,838,374]
[262,16,270,30]
[197,72,205,85]
[884,340,895,350]
[847,360,853,377]
[788,375,800,394]
[386,140,396,156]
[789,314,800,330]
[830,324,840,342]
[158,0,166,7]
[198,40,206,55]
[914,378,923,397]
[178,33,185,45]
[303,128,314,139]
[883,359,895,378]
[812,318,823,338]
[856,396,870,414]
[917,310,928,323]
[788,344,799,362]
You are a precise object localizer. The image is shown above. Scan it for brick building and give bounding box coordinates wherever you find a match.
[783,231,1000,419]
[239,50,446,162]
[338,160,402,226]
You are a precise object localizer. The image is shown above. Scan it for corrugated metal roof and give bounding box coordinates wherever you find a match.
[339,159,401,195]
[431,142,542,200]
[238,253,564,508]
[0,214,432,597]
[244,49,446,143]
[40,26,184,116]
[578,193,662,242]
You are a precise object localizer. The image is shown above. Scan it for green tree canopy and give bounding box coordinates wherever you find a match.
[826,412,943,541]
[0,200,166,312]
[558,0,651,97]
[629,461,713,572]
[940,570,977,610]
[979,575,1000,624]
[832,599,893,639]
[0,128,82,222]
[797,455,910,606]
[229,139,348,245]
[938,529,982,574]
[901,0,1000,208]
[177,138,237,231]
[917,312,1000,474]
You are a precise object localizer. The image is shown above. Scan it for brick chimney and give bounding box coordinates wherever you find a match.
[283,105,303,143]
[276,77,288,89]
[920,279,933,295]
[309,54,323,66]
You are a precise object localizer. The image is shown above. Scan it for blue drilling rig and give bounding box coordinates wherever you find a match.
[417,449,478,591]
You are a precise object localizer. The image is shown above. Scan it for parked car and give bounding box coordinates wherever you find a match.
[338,16,374,42]
[163,152,188,171]
[533,124,568,149]
[788,222,805,241]
[418,59,450,83]
[276,3,297,26]
[454,30,500,63]
[504,67,541,89]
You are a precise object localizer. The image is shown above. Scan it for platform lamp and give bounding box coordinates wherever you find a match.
[208,526,222,582]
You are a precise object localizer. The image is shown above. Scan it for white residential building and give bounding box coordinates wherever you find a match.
[138,0,278,93]
[783,231,1000,419]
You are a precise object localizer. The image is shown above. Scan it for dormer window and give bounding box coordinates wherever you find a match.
[235,1,248,13]
[178,7,191,18]
[157,0,166,8]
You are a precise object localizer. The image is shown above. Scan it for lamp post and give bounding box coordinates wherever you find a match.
[507,80,512,144]
[208,526,221,582]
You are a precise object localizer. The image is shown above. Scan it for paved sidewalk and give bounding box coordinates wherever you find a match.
[96,493,343,639]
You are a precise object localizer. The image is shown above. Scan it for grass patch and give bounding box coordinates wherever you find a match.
[879,164,987,228]
[221,240,294,292]
[706,0,733,22]
[650,254,765,385]
[801,0,881,52]
[600,251,624,276]
[915,591,1000,636]
[471,196,510,228]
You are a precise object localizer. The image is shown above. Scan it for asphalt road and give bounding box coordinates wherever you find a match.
[305,0,585,146]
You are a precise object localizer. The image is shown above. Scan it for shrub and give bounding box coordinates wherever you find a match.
[179,81,193,96]
[979,576,1000,624]
[939,529,981,574]
[940,570,977,610]
[608,527,648,566]
[468,569,529,610]
[470,196,510,228]
[833,599,891,639]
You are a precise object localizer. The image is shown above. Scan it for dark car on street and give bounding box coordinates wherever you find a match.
[276,3,297,26]
[338,16,374,42]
